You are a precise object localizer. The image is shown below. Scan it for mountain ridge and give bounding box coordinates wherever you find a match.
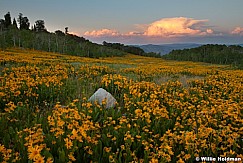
[135,43,243,55]
[135,43,202,55]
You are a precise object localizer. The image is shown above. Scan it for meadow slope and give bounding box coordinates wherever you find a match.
[0,48,242,163]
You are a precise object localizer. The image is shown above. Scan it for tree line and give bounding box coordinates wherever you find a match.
[0,12,46,32]
[162,44,243,69]
[0,12,128,58]
[103,41,161,58]
[0,12,163,58]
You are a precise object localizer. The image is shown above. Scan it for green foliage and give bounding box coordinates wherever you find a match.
[34,20,47,32]
[12,18,17,29]
[17,13,30,30]
[0,26,127,58]
[0,12,162,58]
[162,44,243,69]
[103,41,161,58]
[0,12,127,58]
[4,12,11,28]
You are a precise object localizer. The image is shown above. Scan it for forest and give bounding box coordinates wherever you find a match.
[163,44,243,68]
[0,12,152,58]
[103,41,161,58]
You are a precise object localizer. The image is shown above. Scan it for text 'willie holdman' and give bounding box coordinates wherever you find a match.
[199,156,242,162]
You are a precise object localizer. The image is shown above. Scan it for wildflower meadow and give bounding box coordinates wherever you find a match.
[0,48,242,162]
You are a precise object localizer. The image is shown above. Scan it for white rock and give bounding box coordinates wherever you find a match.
[88,88,117,108]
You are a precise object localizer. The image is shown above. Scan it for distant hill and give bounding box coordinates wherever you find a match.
[162,44,243,69]
[0,28,129,58]
[0,11,128,58]
[136,43,202,55]
[103,41,161,58]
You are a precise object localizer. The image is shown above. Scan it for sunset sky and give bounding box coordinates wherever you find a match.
[1,0,243,44]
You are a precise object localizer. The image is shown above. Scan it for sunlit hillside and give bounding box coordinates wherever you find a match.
[0,48,242,162]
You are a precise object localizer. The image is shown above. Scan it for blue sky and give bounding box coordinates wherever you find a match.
[1,0,243,44]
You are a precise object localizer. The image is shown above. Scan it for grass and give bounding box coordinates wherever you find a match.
[0,48,242,163]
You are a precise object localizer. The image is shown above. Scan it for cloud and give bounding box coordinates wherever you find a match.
[144,17,213,37]
[83,17,221,44]
[68,31,80,36]
[231,27,243,35]
[84,17,214,39]
[206,29,214,34]
[84,28,120,37]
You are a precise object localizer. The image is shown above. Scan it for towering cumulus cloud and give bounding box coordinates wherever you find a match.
[144,17,212,37]
[83,17,216,43]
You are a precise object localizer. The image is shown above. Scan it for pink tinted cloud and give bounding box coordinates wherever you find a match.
[206,29,214,34]
[68,31,80,36]
[231,27,243,35]
[83,17,217,44]
[84,28,120,37]
[144,17,213,37]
